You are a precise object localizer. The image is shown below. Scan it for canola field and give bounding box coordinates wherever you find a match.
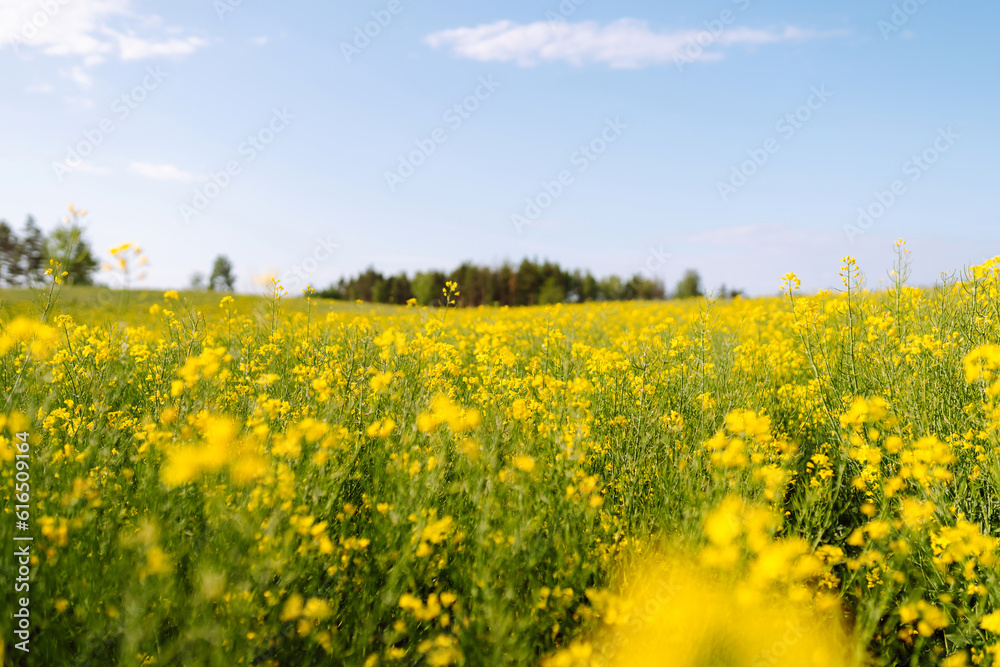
[4,248,1000,666]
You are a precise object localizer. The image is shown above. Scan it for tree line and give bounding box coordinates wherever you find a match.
[318,260,742,307]
[0,211,743,305]
[0,211,238,292]
[0,214,98,286]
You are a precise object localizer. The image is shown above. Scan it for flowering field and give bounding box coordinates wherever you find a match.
[4,249,1000,666]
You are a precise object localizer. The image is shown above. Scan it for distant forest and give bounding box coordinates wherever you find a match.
[319,260,743,307]
[0,213,98,287]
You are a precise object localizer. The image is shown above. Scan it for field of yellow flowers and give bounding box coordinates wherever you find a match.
[4,245,1000,666]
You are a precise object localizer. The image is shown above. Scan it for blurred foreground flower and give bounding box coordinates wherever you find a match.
[545,559,860,667]
[0,317,59,359]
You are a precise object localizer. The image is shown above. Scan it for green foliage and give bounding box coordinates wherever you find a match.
[208,255,236,292]
[46,226,99,286]
[0,213,100,287]
[0,220,24,286]
[20,217,46,285]
[538,276,566,305]
[319,259,679,306]
[0,216,49,286]
[675,269,703,299]
[412,271,446,306]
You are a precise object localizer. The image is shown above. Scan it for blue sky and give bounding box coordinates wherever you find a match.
[1,0,997,295]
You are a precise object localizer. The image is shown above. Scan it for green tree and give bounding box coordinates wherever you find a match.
[496,263,515,306]
[46,225,99,285]
[622,274,665,300]
[538,275,566,304]
[675,269,703,299]
[318,259,667,307]
[599,275,623,300]
[20,216,46,284]
[716,283,744,299]
[0,221,22,286]
[353,268,386,302]
[208,255,236,291]
[371,279,389,303]
[580,272,598,302]
[514,259,540,306]
[387,273,413,304]
[412,271,446,306]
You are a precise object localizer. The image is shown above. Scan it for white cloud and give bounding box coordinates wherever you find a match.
[128,161,198,183]
[60,160,111,176]
[0,0,205,72]
[425,19,845,69]
[250,36,269,46]
[112,31,208,60]
[0,0,122,60]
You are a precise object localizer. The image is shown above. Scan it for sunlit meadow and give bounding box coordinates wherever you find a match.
[4,242,1000,665]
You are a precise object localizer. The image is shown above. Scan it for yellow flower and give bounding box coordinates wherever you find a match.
[366,419,396,438]
[400,593,443,621]
[417,394,480,433]
[703,496,743,548]
[422,516,454,544]
[140,546,172,580]
[302,598,333,621]
[511,398,530,421]
[561,559,858,667]
[942,653,968,667]
[780,272,801,291]
[981,611,1000,634]
[160,416,238,486]
[0,317,59,359]
[513,455,536,473]
[900,498,936,528]
[281,594,304,621]
[370,371,394,392]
